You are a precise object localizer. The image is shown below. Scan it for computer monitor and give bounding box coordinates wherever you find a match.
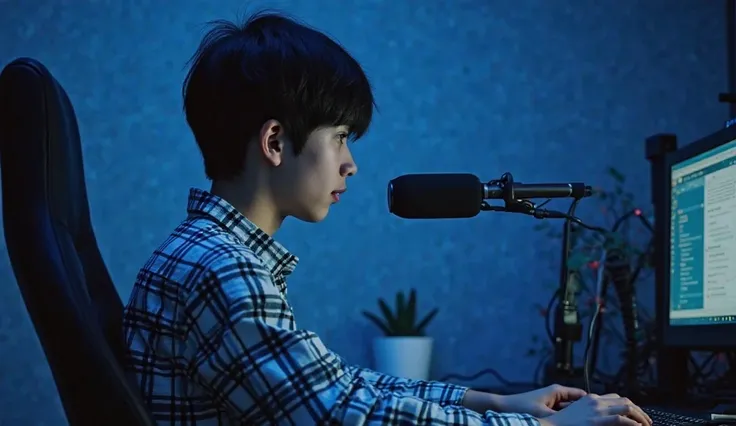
[663,125,736,349]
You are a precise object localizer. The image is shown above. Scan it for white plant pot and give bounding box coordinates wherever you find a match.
[372,336,433,380]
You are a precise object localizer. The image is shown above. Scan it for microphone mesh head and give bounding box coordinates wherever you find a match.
[388,173,482,219]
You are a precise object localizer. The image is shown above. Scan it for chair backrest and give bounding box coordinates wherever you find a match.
[0,58,155,426]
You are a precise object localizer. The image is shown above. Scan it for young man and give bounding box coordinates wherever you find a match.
[122,11,652,426]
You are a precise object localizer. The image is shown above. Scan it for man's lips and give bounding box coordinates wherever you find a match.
[331,188,346,202]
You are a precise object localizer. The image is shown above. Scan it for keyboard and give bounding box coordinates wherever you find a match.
[644,408,708,426]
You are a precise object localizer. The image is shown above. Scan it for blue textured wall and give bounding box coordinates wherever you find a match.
[0,1,728,424]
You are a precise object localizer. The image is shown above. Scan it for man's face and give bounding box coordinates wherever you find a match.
[273,125,358,222]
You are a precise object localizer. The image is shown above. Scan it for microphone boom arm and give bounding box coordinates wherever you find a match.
[480,172,595,224]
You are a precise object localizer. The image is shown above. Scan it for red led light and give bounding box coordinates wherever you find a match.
[634,208,642,216]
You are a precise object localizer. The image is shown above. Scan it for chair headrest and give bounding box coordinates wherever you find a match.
[0,57,93,243]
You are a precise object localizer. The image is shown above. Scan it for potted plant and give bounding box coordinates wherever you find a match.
[362,288,439,380]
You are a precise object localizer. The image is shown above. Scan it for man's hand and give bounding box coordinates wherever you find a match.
[462,385,587,417]
[492,384,588,417]
[461,386,651,426]
[538,393,652,426]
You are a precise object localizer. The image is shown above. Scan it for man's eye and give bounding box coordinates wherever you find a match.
[337,133,348,144]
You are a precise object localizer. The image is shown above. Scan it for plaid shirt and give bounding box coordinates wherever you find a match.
[123,188,540,425]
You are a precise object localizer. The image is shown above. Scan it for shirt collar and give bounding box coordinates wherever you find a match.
[186,188,299,278]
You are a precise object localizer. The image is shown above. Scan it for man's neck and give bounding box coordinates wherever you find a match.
[210,179,283,236]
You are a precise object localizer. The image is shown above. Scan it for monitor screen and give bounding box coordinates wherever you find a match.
[669,137,736,327]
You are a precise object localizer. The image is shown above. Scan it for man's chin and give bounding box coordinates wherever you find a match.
[294,207,330,224]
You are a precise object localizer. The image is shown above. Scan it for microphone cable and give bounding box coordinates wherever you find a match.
[583,249,608,393]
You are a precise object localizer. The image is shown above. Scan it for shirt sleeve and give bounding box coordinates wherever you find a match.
[335,353,469,406]
[186,256,540,425]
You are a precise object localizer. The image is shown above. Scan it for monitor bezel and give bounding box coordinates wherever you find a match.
[661,124,736,349]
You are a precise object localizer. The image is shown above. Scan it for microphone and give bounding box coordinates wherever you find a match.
[387,173,593,219]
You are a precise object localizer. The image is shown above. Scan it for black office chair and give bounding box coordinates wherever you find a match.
[0,58,155,426]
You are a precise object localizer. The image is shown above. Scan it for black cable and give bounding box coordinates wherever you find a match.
[693,352,736,394]
[438,368,515,386]
[438,360,554,390]
[454,195,728,395]
[689,353,716,384]
[528,206,649,391]
[545,289,559,343]
[583,300,602,392]
[480,200,608,235]
[588,269,609,388]
[475,200,661,392]
[578,209,654,394]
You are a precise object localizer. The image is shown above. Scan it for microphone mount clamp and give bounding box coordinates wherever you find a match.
[481,172,563,219]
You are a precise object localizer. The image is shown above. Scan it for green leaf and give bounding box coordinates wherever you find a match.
[369,289,440,336]
[362,311,392,336]
[396,291,406,317]
[567,251,591,270]
[607,167,625,183]
[414,308,439,336]
[394,290,416,334]
[406,289,417,332]
[377,298,397,330]
[603,232,625,250]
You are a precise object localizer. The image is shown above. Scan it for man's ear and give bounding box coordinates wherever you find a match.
[258,119,285,167]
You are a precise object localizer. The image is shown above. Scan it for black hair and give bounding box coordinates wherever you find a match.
[182,11,375,181]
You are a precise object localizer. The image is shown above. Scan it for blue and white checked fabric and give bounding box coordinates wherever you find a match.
[123,188,540,425]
